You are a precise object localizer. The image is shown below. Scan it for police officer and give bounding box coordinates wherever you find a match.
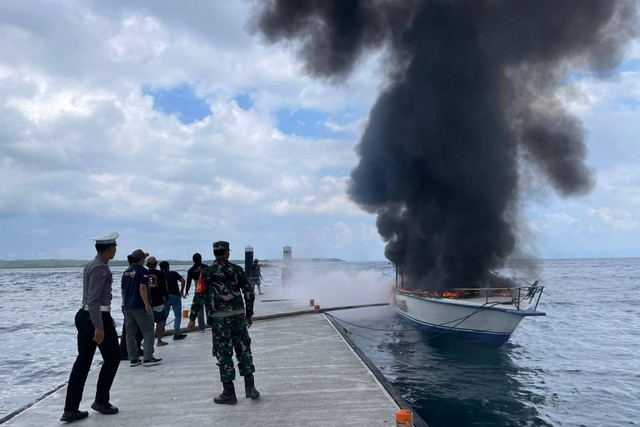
[188,240,260,404]
[61,232,121,422]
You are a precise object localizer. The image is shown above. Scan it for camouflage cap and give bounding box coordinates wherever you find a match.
[213,241,230,251]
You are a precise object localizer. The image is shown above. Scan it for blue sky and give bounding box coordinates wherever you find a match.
[0,2,639,262]
[143,84,211,124]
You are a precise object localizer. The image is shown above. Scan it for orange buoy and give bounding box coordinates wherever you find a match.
[182,309,189,318]
[310,298,315,306]
[395,409,413,426]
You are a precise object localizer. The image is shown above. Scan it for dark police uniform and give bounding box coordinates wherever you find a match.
[63,234,121,419]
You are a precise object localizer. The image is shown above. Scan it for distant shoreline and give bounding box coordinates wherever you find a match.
[0,258,346,269]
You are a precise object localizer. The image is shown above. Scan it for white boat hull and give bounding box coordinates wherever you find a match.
[393,290,545,347]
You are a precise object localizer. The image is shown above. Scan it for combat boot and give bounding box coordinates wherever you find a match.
[214,381,237,405]
[244,375,260,399]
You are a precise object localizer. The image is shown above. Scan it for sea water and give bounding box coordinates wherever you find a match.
[0,259,638,426]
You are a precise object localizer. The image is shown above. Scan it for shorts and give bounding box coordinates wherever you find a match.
[153,305,167,323]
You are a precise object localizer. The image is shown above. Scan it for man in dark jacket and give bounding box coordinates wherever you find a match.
[188,241,260,404]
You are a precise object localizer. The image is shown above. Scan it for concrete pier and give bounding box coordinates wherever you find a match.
[2,289,426,426]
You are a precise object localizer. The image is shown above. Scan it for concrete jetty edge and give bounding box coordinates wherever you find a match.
[326,314,429,427]
[0,384,66,424]
[1,301,429,426]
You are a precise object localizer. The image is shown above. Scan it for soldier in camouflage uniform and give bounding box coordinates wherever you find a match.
[187,240,260,404]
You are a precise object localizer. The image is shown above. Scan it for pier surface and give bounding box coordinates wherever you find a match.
[3,290,413,426]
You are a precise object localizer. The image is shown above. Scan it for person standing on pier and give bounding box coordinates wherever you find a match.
[121,249,162,367]
[160,260,188,340]
[185,252,209,332]
[146,256,170,347]
[188,240,260,404]
[251,259,263,295]
[61,232,121,423]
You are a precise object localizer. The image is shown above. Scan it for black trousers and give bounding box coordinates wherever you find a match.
[64,309,121,411]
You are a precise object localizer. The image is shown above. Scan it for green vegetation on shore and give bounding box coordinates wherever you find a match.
[0,258,345,269]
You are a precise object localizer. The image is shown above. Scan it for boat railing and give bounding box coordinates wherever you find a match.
[443,285,544,311]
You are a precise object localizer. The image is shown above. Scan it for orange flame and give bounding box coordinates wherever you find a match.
[399,289,481,299]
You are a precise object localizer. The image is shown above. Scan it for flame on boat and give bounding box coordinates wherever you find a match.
[399,288,511,299]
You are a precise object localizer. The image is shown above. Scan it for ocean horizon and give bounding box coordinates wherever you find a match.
[1,258,638,426]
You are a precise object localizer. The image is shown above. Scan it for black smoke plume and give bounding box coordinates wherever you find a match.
[252,0,638,291]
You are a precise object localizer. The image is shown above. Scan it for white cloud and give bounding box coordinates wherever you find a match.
[8,86,114,124]
[108,15,169,63]
[0,1,388,261]
[548,212,578,226]
[587,207,638,232]
[0,2,638,262]
[520,40,640,258]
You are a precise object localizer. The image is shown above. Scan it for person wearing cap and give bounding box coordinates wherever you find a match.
[121,249,162,367]
[250,259,264,295]
[187,241,260,404]
[146,256,170,347]
[61,232,121,422]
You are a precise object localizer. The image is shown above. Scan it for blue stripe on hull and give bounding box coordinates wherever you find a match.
[397,312,511,348]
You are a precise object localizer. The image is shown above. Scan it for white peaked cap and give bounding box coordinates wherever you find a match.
[91,231,119,245]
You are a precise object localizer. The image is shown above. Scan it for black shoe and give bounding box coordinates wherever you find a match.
[130,359,142,367]
[143,357,162,366]
[60,410,88,422]
[244,375,261,399]
[214,382,237,405]
[91,402,119,415]
[245,386,260,399]
[173,334,187,340]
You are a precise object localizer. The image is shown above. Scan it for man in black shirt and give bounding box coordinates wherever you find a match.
[250,259,263,295]
[160,260,187,340]
[185,253,209,332]
[147,256,169,346]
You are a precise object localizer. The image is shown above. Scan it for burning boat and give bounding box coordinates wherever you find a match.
[393,266,545,348]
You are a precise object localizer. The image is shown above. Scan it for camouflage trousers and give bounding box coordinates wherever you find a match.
[210,315,255,383]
